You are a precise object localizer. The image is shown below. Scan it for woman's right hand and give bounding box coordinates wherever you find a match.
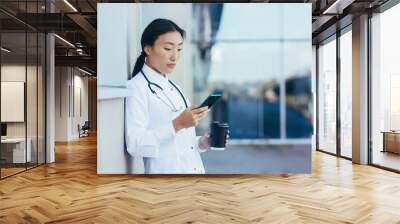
[172,106,209,132]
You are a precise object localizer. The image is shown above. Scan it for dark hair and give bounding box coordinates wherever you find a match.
[131,18,185,78]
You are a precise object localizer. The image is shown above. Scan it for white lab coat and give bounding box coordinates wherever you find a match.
[125,64,206,174]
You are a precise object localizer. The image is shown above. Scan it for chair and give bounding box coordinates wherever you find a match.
[79,121,90,138]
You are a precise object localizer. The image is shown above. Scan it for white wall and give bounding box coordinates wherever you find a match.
[1,65,37,138]
[55,67,89,141]
[98,4,140,174]
[97,3,193,174]
[71,73,89,138]
[55,67,69,141]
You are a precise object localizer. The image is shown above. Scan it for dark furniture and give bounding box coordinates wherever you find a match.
[78,121,90,138]
[381,131,400,154]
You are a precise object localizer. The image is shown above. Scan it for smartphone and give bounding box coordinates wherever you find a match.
[197,93,222,109]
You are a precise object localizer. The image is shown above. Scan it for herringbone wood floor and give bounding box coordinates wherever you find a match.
[1,135,400,224]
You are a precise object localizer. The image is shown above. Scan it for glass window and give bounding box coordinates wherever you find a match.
[0,1,46,179]
[317,37,337,154]
[1,31,28,178]
[339,29,352,158]
[371,4,400,171]
[193,4,312,140]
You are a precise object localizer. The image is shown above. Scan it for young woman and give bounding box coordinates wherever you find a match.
[125,18,218,174]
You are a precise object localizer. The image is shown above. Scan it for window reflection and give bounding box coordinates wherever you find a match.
[192,4,312,141]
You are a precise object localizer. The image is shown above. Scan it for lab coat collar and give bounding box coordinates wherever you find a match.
[142,63,169,85]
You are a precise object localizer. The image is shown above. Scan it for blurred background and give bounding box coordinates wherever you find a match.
[191,4,312,142]
[189,4,313,173]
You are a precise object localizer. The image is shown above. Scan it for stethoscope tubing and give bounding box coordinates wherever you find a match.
[140,70,188,111]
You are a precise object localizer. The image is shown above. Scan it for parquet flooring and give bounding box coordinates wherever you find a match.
[1,167,26,178]
[1,134,400,223]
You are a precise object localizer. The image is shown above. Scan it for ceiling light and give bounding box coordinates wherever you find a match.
[76,48,84,55]
[54,34,75,48]
[78,67,92,76]
[322,0,355,15]
[63,0,78,12]
[1,47,11,53]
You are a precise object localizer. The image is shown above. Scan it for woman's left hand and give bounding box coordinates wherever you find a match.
[199,131,211,150]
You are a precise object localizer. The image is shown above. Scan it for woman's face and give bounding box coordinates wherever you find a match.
[144,31,183,75]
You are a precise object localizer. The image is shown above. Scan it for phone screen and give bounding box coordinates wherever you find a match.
[198,93,222,108]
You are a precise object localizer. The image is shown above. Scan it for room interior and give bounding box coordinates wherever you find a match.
[0,0,400,222]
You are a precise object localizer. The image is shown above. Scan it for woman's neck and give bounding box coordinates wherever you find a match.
[145,62,166,77]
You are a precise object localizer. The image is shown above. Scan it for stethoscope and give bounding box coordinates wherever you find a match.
[140,70,188,112]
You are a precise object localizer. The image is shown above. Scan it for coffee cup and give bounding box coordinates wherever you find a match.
[210,122,229,150]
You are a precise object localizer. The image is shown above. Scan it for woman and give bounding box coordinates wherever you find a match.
[125,18,214,174]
